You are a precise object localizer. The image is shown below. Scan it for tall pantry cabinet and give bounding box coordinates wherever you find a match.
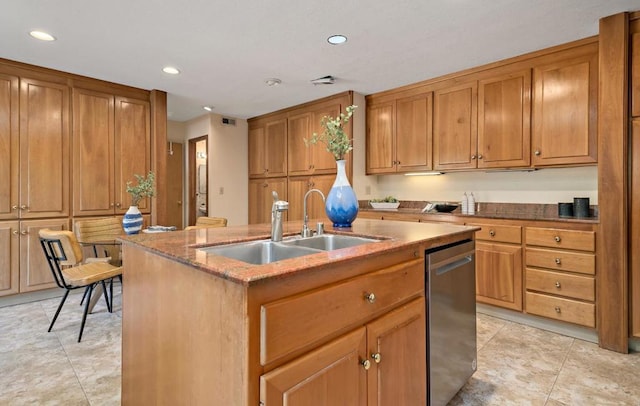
[0,58,161,298]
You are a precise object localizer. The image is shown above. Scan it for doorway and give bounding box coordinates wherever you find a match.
[166,141,184,229]
[188,136,208,226]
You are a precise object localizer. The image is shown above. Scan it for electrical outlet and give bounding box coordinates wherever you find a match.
[219,187,224,195]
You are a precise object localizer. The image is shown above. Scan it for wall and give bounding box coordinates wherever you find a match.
[349,95,598,206]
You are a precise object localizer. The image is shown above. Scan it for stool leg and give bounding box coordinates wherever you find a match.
[49,290,70,333]
[101,280,112,313]
[78,284,93,342]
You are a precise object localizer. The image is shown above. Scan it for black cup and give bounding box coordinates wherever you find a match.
[573,197,590,218]
[558,203,573,217]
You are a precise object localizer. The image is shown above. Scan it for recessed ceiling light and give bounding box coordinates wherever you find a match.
[265,78,282,86]
[29,31,56,41]
[162,66,180,75]
[203,106,213,112]
[327,35,347,45]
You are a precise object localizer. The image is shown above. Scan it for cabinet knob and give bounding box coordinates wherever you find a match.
[20,205,28,210]
[262,183,268,188]
[11,205,18,210]
[12,230,19,235]
[555,281,561,288]
[535,150,541,156]
[116,202,121,208]
[489,230,495,237]
[555,258,561,265]
[110,203,115,207]
[478,154,483,159]
[554,236,561,243]
[20,230,28,235]
[471,155,477,160]
[371,353,382,364]
[396,160,401,165]
[364,292,376,304]
[361,359,371,370]
[554,306,561,313]
[177,201,182,205]
[264,168,269,173]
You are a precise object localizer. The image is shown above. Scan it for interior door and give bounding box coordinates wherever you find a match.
[166,142,184,229]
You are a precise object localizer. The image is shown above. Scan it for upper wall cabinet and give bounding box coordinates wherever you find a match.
[288,101,341,176]
[532,50,598,166]
[366,92,432,174]
[433,82,478,170]
[249,115,287,178]
[0,74,19,220]
[631,32,640,118]
[73,89,151,216]
[478,70,531,168]
[20,78,70,219]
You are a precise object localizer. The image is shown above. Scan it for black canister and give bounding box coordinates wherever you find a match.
[573,197,590,218]
[558,202,574,217]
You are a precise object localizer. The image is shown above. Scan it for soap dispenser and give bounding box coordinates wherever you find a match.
[468,192,476,215]
[461,192,468,214]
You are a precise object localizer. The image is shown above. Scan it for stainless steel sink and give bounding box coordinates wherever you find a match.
[283,234,380,251]
[201,240,320,265]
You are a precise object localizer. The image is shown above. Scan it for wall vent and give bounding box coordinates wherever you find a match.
[222,117,236,126]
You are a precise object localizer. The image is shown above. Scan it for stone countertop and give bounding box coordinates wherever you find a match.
[360,201,599,224]
[118,219,478,286]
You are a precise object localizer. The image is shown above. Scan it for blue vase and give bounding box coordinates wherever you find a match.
[123,205,143,235]
[325,160,358,227]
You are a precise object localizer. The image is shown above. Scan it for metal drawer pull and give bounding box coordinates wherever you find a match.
[555,281,561,288]
[489,230,495,237]
[371,353,382,363]
[554,236,561,242]
[361,359,371,370]
[364,292,376,303]
[555,258,561,265]
[554,306,561,313]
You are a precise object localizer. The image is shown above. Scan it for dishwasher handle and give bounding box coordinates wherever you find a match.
[434,255,473,276]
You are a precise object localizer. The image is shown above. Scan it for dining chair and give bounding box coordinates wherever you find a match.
[74,217,124,266]
[39,229,122,342]
[184,216,228,230]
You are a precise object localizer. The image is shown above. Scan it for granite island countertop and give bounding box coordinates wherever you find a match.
[118,218,478,286]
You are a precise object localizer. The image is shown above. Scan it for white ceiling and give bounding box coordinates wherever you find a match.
[1,0,638,122]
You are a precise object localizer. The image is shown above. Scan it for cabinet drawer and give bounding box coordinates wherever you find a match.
[525,227,595,252]
[526,268,595,301]
[472,224,521,244]
[525,291,595,328]
[525,248,595,275]
[260,258,423,366]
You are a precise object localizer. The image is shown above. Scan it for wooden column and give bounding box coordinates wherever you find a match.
[150,90,167,225]
[597,12,629,353]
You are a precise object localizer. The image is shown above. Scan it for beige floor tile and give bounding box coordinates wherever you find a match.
[476,313,508,351]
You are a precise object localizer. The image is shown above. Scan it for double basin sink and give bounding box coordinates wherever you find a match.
[200,234,380,265]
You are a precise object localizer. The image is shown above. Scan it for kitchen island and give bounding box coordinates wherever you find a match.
[119,219,478,405]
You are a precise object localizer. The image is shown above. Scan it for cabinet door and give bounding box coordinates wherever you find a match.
[0,74,19,220]
[265,118,287,178]
[532,52,597,166]
[311,103,343,174]
[115,96,151,213]
[309,175,333,222]
[287,112,313,176]
[396,93,433,172]
[433,82,478,170]
[0,221,19,296]
[633,32,640,118]
[19,78,70,218]
[632,119,640,337]
[248,125,266,178]
[73,89,115,216]
[19,218,69,292]
[249,178,287,224]
[366,298,426,406]
[287,177,311,222]
[475,242,523,311]
[260,327,367,406]
[366,102,395,174]
[478,70,531,168]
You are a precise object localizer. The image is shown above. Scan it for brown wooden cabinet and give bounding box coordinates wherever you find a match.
[0,73,19,220]
[0,221,19,297]
[632,119,640,338]
[433,82,478,170]
[20,78,70,219]
[19,218,69,293]
[478,70,531,168]
[73,89,151,216]
[366,93,433,174]
[287,175,333,223]
[249,115,287,178]
[532,51,598,166]
[248,177,287,224]
[474,224,523,312]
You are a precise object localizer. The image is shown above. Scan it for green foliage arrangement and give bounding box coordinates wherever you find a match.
[370,196,399,203]
[305,105,357,161]
[126,171,155,206]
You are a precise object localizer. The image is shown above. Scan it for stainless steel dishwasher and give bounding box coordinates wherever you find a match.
[425,239,477,406]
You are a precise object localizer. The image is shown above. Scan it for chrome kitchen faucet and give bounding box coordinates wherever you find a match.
[271,191,288,242]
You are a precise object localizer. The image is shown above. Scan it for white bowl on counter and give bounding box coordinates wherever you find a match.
[370,202,400,209]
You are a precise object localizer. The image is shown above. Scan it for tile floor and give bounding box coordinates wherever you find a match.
[1,289,639,405]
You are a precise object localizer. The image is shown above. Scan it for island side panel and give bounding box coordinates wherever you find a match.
[121,244,249,405]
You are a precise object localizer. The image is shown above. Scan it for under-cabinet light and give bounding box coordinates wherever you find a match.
[404,172,444,176]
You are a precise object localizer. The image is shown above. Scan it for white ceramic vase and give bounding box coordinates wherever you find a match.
[123,205,143,234]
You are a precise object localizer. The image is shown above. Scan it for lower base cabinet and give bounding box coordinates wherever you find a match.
[260,298,426,405]
[475,242,523,311]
